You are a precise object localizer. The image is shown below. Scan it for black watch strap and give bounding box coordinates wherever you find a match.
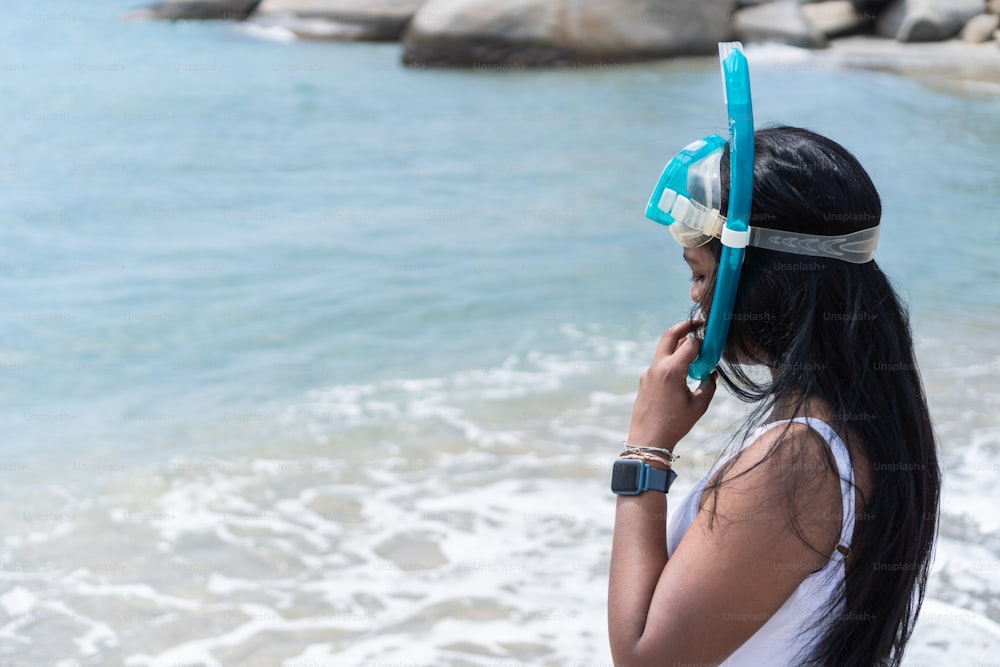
[646,465,678,493]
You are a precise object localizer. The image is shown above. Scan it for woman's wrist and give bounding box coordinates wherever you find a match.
[624,434,679,454]
[619,440,679,472]
[620,452,672,471]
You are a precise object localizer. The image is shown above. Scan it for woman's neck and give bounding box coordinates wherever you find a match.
[767,392,832,423]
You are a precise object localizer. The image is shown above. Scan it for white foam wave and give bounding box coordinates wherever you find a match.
[0,587,36,616]
[1,327,998,663]
[905,598,1000,665]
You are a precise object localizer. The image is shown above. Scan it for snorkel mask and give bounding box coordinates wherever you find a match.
[645,43,880,381]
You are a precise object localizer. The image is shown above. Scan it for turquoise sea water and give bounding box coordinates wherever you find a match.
[2,1,1000,664]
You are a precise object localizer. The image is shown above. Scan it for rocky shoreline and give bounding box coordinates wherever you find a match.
[125,0,1000,80]
[824,33,1000,84]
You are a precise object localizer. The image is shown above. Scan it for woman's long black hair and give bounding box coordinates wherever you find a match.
[698,125,940,666]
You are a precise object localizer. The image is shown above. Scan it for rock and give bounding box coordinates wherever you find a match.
[989,0,1000,15]
[875,1,906,37]
[801,1,863,37]
[827,33,1000,82]
[249,0,424,41]
[876,0,985,43]
[125,0,262,20]
[732,1,828,48]
[402,0,736,67]
[962,13,1000,43]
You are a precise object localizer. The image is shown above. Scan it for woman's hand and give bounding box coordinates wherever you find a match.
[627,319,717,450]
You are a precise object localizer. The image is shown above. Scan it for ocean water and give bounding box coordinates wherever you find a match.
[2,1,1000,665]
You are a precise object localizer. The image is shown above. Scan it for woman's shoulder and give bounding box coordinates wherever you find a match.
[727,418,844,486]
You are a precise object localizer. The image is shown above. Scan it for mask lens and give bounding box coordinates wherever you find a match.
[669,146,724,247]
[645,135,727,247]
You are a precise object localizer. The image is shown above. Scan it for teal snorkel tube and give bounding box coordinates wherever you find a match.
[687,43,755,381]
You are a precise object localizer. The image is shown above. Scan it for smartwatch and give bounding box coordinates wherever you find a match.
[610,458,678,495]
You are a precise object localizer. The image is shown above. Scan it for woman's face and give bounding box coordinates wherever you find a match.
[683,246,715,304]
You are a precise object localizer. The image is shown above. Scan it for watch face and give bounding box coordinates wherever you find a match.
[611,459,642,493]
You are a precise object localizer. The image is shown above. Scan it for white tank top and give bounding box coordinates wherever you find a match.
[666,417,856,666]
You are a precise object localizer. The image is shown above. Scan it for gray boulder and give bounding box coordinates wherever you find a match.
[402,0,735,67]
[249,0,424,40]
[961,13,1000,43]
[125,0,262,20]
[733,1,828,48]
[876,0,985,42]
[801,1,865,37]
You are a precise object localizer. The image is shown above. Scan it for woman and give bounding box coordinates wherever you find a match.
[608,126,940,666]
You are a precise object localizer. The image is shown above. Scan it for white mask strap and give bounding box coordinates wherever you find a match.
[748,225,880,264]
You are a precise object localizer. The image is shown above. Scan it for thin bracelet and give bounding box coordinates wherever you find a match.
[621,440,679,463]
[620,452,673,470]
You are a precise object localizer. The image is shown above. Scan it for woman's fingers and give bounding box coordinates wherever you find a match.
[672,334,703,367]
[655,330,704,381]
[655,319,704,358]
[630,320,717,449]
[692,371,718,412]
